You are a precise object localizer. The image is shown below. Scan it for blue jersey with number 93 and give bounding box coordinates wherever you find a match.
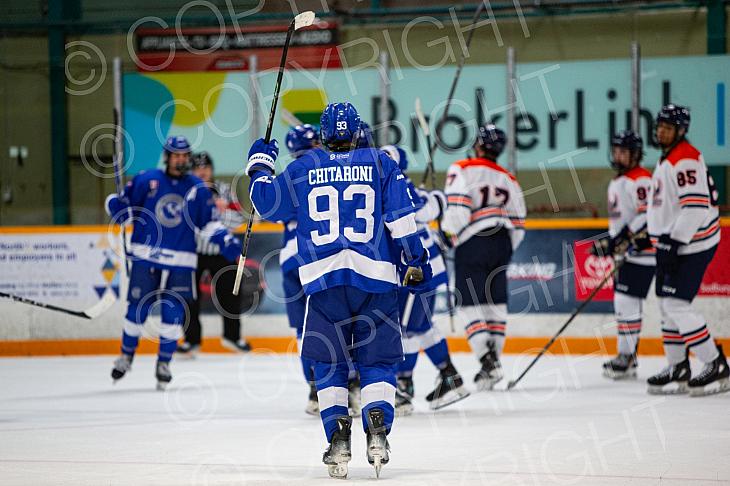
[250,147,425,295]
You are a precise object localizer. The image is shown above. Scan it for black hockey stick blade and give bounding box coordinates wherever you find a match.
[0,288,116,320]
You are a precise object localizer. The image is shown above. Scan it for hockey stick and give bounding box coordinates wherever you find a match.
[112,57,130,276]
[415,97,456,333]
[0,288,117,320]
[506,256,627,391]
[233,11,316,296]
[420,1,486,187]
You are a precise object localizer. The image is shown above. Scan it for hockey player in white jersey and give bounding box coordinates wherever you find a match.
[591,130,655,379]
[381,144,469,415]
[642,104,728,396]
[246,103,432,478]
[442,124,526,390]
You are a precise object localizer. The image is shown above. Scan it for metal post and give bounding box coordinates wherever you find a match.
[379,51,390,147]
[48,0,69,224]
[249,54,261,143]
[506,47,517,174]
[631,42,640,132]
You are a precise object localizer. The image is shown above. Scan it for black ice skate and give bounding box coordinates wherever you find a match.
[365,408,390,478]
[221,338,252,353]
[306,381,319,416]
[394,376,414,417]
[175,341,200,359]
[348,377,361,417]
[474,342,503,391]
[322,415,352,479]
[688,344,730,397]
[155,360,172,391]
[647,359,691,395]
[426,360,470,410]
[602,353,638,380]
[111,353,133,382]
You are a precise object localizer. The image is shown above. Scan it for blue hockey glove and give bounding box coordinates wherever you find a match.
[104,193,130,219]
[655,234,681,275]
[246,138,279,177]
[220,233,242,262]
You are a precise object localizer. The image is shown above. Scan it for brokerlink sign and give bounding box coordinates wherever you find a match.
[124,54,729,174]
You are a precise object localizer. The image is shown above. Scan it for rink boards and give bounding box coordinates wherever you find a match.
[1,219,729,356]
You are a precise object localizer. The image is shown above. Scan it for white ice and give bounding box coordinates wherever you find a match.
[1,352,728,485]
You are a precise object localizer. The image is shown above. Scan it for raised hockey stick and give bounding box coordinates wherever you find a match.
[112,57,130,276]
[420,1,486,187]
[415,97,456,333]
[0,288,117,320]
[506,256,627,391]
[233,11,316,296]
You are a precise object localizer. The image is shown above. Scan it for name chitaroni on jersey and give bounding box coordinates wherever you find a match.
[308,165,374,185]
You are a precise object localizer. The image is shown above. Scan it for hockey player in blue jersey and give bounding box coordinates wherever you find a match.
[380,144,470,415]
[246,103,432,479]
[282,124,321,414]
[105,135,241,389]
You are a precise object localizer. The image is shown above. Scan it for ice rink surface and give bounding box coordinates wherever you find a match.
[1,352,728,486]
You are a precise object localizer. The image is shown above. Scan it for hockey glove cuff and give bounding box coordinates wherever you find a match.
[246,138,279,177]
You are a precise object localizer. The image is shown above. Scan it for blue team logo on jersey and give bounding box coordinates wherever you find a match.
[155,193,184,227]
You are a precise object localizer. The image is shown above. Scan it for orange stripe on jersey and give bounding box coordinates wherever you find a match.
[470,207,506,221]
[448,196,472,206]
[692,222,720,240]
[679,198,709,206]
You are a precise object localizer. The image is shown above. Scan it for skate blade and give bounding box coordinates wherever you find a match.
[327,462,349,479]
[156,381,169,391]
[373,456,382,479]
[689,377,730,397]
[475,375,503,392]
[305,402,320,416]
[429,387,471,411]
[602,368,637,380]
[647,382,688,395]
[395,403,414,417]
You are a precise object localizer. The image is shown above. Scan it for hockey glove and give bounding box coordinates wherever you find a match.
[631,231,652,251]
[246,138,279,177]
[220,233,242,262]
[402,250,433,293]
[609,226,631,255]
[655,234,682,275]
[104,193,130,220]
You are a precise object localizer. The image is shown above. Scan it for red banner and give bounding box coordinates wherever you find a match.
[698,227,730,296]
[573,240,615,302]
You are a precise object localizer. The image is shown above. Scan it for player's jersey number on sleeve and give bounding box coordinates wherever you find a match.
[308,185,375,245]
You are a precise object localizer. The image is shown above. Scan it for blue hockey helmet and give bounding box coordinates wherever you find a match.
[320,102,361,151]
[164,135,191,154]
[285,124,319,155]
[610,130,643,170]
[355,121,374,149]
[381,145,408,172]
[656,104,690,133]
[474,124,506,159]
